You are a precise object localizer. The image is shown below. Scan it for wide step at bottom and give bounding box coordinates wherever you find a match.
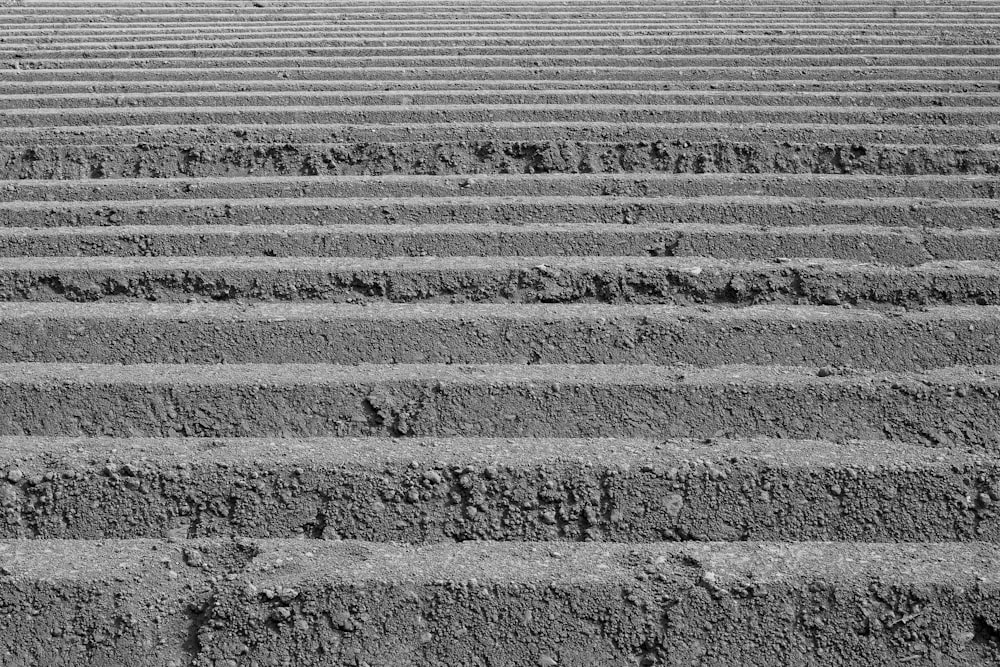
[1,539,998,666]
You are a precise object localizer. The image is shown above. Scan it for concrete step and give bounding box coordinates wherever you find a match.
[0,255,998,306]
[8,65,1000,84]
[8,195,997,231]
[4,79,996,96]
[8,30,997,45]
[8,25,994,39]
[12,56,1000,73]
[0,303,995,369]
[6,15,1000,24]
[7,124,998,178]
[11,47,1000,62]
[3,223,1000,264]
[6,173,996,202]
[0,538,997,666]
[0,362,997,446]
[8,89,1000,110]
[0,436,996,541]
[9,6,1000,16]
[6,16,1000,27]
[5,103,998,128]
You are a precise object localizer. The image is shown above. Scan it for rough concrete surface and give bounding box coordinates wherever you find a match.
[1,363,1000,448]
[1,539,999,667]
[0,436,997,542]
[0,303,995,369]
[5,255,1000,306]
[2,0,1000,664]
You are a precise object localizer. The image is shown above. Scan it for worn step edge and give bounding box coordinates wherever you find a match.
[20,1,1000,7]
[0,538,997,666]
[7,12,1000,22]
[20,1,1000,6]
[0,362,997,446]
[6,17,998,27]
[16,14,994,22]
[10,8,1000,16]
[8,122,996,146]
[4,30,984,42]
[4,21,987,30]
[5,80,995,94]
[9,66,999,84]
[5,173,996,202]
[0,302,996,370]
[3,25,978,34]
[21,1,1000,6]
[4,104,997,129]
[11,42,1000,53]
[8,140,999,179]
[0,255,997,307]
[0,436,996,542]
[2,198,998,232]
[7,90,1000,111]
[1,223,998,265]
[15,55,1000,66]
[20,49,1000,62]
[10,63,1000,73]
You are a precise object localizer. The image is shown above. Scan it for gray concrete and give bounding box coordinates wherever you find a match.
[2,0,999,663]
[1,539,998,666]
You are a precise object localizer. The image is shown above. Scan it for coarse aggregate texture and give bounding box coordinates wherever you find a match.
[0,436,998,542]
[0,303,996,369]
[7,126,1000,179]
[3,0,1000,664]
[1,362,999,448]
[1,539,1000,667]
[4,255,1000,307]
[13,223,1000,264]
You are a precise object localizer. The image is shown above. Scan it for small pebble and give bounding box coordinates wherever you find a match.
[821,289,842,306]
[6,469,22,484]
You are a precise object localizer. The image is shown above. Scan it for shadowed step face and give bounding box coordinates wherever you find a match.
[1,1,999,665]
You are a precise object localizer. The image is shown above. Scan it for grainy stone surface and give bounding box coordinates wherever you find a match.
[1,539,999,667]
[0,303,996,369]
[3,0,1000,663]
[0,436,997,542]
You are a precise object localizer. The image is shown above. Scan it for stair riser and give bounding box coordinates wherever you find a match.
[9,141,999,179]
[1,540,997,667]
[7,91,1000,110]
[4,81,996,95]
[7,172,998,201]
[1,226,996,264]
[0,261,997,306]
[8,66,1000,84]
[6,202,998,231]
[0,309,994,368]
[0,439,995,541]
[6,106,1000,128]
[0,371,995,447]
